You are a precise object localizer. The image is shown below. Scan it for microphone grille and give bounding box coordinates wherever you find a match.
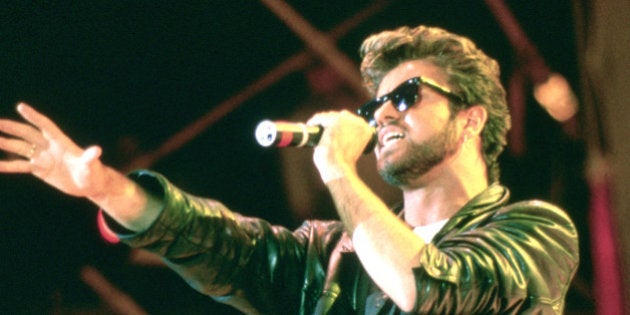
[255,120,278,147]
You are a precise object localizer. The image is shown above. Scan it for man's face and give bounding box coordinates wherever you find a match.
[373,60,462,187]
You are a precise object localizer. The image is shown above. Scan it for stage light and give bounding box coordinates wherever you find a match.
[533,73,579,122]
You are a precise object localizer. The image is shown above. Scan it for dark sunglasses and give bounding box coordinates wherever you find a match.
[356,76,466,126]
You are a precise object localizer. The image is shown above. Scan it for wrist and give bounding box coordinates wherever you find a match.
[319,161,356,184]
[88,170,162,232]
[314,145,359,184]
[84,166,117,203]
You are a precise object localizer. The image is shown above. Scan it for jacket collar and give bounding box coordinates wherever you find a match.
[337,184,510,253]
[433,183,510,241]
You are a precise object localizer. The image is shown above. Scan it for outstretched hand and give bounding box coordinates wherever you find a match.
[0,103,108,198]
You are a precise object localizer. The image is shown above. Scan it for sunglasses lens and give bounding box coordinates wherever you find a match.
[392,81,419,112]
[357,100,378,124]
[356,78,421,125]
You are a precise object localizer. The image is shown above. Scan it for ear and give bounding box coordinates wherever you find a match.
[462,105,487,136]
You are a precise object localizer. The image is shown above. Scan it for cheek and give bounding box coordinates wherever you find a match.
[404,107,452,138]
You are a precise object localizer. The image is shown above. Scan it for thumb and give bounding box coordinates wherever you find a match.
[72,145,104,192]
[80,145,102,164]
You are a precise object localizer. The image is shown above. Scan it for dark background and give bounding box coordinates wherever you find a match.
[0,1,592,314]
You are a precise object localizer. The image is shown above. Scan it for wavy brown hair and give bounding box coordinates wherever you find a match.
[359,25,511,183]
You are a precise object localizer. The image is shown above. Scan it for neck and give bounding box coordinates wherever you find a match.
[401,144,488,227]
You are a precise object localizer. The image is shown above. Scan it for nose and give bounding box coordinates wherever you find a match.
[373,100,401,126]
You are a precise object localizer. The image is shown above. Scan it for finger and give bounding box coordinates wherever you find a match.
[81,145,102,164]
[0,136,36,159]
[70,145,104,190]
[0,119,46,148]
[0,160,31,173]
[16,103,66,141]
[306,111,336,127]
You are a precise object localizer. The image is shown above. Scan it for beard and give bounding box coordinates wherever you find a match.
[378,119,459,187]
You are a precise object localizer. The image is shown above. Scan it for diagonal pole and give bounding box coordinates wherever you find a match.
[259,0,370,97]
[124,1,388,171]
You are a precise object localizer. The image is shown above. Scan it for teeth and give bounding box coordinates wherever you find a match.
[384,132,404,145]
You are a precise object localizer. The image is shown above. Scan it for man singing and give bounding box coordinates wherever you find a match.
[0,25,578,314]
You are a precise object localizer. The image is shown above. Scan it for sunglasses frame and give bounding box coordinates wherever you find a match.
[357,76,466,126]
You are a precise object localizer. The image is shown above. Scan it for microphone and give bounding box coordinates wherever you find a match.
[255,120,376,153]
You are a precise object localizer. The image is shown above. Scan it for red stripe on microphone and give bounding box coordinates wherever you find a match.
[277,131,294,147]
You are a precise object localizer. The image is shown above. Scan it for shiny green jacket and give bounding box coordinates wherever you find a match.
[107,170,579,314]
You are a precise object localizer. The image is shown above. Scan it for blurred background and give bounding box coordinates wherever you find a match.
[1,1,628,314]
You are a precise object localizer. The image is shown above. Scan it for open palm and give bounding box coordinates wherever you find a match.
[0,103,107,197]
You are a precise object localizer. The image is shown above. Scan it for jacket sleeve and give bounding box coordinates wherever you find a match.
[412,201,579,314]
[102,169,333,314]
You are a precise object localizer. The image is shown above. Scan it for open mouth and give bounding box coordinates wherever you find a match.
[382,131,404,147]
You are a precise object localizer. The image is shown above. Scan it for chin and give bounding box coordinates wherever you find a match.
[376,149,399,172]
[377,143,405,161]
[377,158,411,187]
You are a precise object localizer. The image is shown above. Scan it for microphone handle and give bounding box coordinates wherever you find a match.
[255,120,322,148]
[255,120,376,153]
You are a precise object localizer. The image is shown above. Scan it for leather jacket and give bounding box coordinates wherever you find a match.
[104,170,579,314]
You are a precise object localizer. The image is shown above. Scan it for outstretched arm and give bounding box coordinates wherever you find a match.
[0,103,161,231]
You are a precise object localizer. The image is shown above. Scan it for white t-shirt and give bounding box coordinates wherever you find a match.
[412,218,449,243]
